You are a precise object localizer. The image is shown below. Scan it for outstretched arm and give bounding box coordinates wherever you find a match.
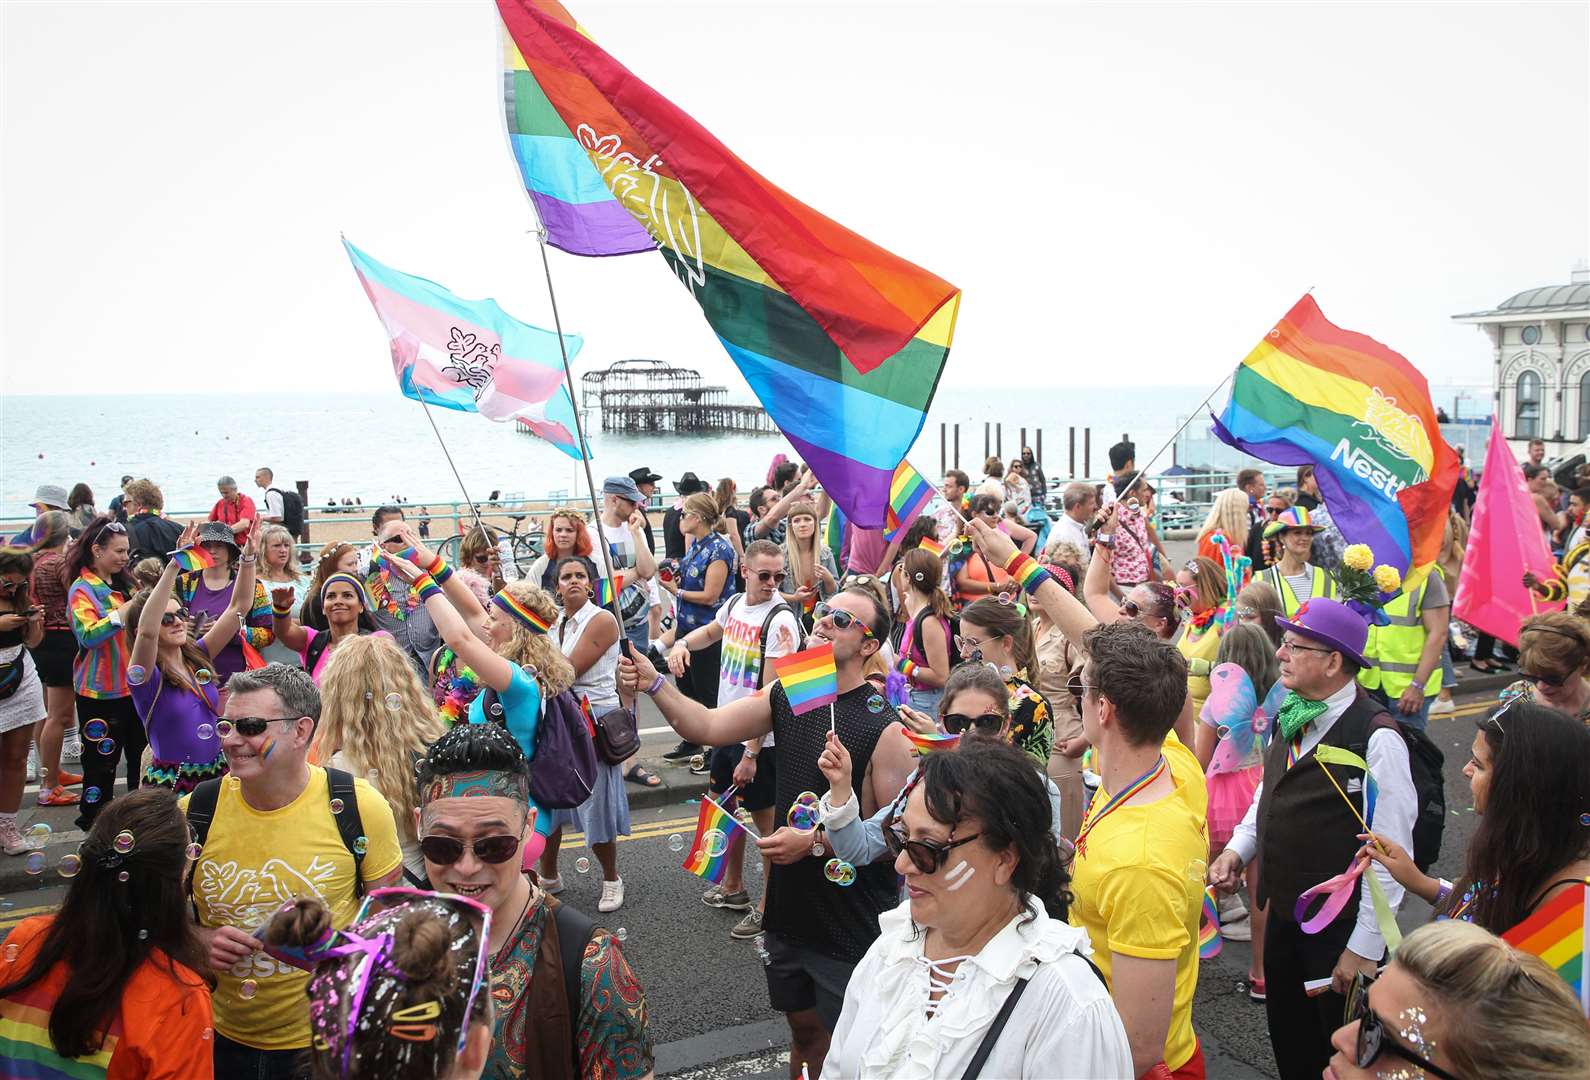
[131,526,196,674]
[617,649,773,745]
[967,518,1099,650]
[386,553,516,692]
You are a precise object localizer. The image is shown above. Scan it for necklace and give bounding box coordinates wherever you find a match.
[435,647,482,723]
[1074,755,1168,858]
[490,885,535,969]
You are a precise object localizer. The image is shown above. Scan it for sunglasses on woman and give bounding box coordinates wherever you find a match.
[216,716,302,738]
[418,834,522,865]
[941,712,1004,736]
[1517,667,1569,689]
[1348,992,1460,1080]
[814,602,873,638]
[158,610,190,627]
[883,821,982,875]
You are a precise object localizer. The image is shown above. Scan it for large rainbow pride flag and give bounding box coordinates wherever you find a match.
[344,239,586,459]
[497,0,960,526]
[1212,296,1458,593]
[1502,880,1587,1015]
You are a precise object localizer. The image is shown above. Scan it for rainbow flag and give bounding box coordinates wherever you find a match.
[884,462,937,542]
[822,502,847,571]
[497,0,960,526]
[171,546,216,572]
[343,239,587,460]
[681,795,747,884]
[1212,295,1459,594]
[771,644,839,715]
[1502,881,1588,1014]
[1199,886,1223,959]
[901,729,960,755]
[917,534,946,558]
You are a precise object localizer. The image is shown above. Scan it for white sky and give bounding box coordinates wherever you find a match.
[3,0,1586,402]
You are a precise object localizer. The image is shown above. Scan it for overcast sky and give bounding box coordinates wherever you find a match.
[3,0,1586,403]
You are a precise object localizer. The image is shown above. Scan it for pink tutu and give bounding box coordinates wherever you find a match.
[1206,763,1262,849]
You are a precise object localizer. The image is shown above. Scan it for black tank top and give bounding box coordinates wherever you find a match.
[762,681,900,963]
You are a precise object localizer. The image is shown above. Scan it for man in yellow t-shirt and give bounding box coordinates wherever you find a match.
[181,665,403,1079]
[1068,622,1209,1079]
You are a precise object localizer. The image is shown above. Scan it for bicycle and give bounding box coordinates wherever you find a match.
[438,514,544,581]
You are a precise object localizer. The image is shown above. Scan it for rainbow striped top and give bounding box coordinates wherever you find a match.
[67,571,129,699]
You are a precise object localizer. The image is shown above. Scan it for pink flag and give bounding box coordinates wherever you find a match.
[1453,419,1562,644]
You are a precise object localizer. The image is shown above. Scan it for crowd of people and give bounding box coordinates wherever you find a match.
[0,442,1587,1080]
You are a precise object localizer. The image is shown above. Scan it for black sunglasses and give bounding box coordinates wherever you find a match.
[942,712,1004,736]
[419,834,521,866]
[1517,668,1569,689]
[216,716,302,738]
[159,609,190,627]
[815,602,874,638]
[1119,599,1141,619]
[96,521,128,542]
[1350,996,1460,1080]
[883,821,982,875]
[1066,673,1096,701]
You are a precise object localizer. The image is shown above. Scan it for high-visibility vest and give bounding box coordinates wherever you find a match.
[1358,580,1440,697]
[1262,564,1337,617]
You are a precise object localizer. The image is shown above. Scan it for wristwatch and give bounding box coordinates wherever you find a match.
[742,748,759,759]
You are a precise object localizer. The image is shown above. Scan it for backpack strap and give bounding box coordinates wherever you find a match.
[304,630,332,675]
[324,768,369,897]
[552,898,596,1049]
[183,777,225,901]
[754,601,800,689]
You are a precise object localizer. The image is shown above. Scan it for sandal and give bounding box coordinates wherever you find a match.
[1469,660,1498,674]
[624,765,662,788]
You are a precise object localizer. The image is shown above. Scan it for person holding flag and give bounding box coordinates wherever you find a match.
[1207,599,1417,1080]
[619,589,915,1073]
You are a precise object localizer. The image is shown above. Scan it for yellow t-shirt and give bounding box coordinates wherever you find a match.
[1177,622,1223,719]
[180,767,403,1050]
[1068,733,1209,1072]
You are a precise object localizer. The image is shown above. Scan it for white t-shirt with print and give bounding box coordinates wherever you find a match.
[715,594,802,746]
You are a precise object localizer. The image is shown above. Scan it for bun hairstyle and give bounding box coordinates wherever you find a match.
[916,738,1072,922]
[681,492,725,534]
[269,895,489,1080]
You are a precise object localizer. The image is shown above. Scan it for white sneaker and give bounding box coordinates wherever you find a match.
[540,874,564,895]
[598,877,625,913]
[0,819,25,857]
[1221,914,1253,941]
[1428,697,1455,716]
[61,734,82,765]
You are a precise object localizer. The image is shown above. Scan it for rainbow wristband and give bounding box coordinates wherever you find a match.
[897,657,920,681]
[1001,551,1053,595]
[428,559,454,585]
[413,573,443,603]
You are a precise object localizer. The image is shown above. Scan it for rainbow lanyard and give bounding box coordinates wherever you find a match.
[1075,755,1167,858]
[1286,737,1301,770]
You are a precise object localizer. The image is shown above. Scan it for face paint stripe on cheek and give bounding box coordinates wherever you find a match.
[944,860,976,892]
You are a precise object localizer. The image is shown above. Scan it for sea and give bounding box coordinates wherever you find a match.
[0,383,1473,520]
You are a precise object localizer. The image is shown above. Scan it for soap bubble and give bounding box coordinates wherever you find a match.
[194,669,213,685]
[24,852,44,876]
[787,791,822,831]
[24,822,51,846]
[117,870,130,882]
[366,770,379,782]
[137,929,148,940]
[823,858,857,887]
[183,842,202,861]
[238,979,258,1000]
[197,723,214,740]
[701,829,729,858]
[126,664,147,685]
[97,739,116,756]
[57,854,81,878]
[113,830,135,854]
[575,856,591,875]
[83,786,102,804]
[615,927,628,942]
[353,836,368,855]
[688,754,706,770]
[667,834,685,852]
[83,719,109,741]
[384,693,402,712]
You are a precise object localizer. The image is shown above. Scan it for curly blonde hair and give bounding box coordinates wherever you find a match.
[315,634,445,843]
[494,580,575,696]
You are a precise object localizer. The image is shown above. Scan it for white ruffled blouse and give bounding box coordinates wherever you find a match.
[821,898,1133,1080]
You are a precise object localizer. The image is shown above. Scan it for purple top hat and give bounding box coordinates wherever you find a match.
[1274,597,1371,669]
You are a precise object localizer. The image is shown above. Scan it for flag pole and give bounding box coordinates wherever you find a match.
[1113,371,1235,501]
[532,229,627,628]
[415,396,484,533]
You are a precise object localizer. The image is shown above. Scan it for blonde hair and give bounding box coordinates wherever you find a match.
[315,635,445,842]
[1517,611,1590,680]
[783,498,820,587]
[1199,488,1251,551]
[1236,580,1284,647]
[256,524,301,582]
[494,581,574,697]
[1181,555,1226,611]
[1391,919,1590,1078]
[681,492,724,534]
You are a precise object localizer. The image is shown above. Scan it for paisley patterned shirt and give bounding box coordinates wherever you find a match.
[486,892,653,1080]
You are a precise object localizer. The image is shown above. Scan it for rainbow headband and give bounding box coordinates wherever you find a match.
[320,572,373,610]
[491,590,550,635]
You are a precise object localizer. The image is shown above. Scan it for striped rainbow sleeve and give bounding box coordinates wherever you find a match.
[68,582,119,647]
[239,580,275,649]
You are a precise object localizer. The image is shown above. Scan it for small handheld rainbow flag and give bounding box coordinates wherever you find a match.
[771,644,839,716]
[1199,886,1223,959]
[681,795,750,885]
[170,546,216,572]
[916,534,946,558]
[885,462,937,542]
[1502,880,1587,1015]
[901,729,960,755]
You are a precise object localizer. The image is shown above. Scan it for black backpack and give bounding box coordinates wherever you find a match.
[185,767,368,897]
[269,487,306,536]
[1344,703,1446,873]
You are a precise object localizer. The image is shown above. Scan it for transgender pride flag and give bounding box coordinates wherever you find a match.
[343,238,586,459]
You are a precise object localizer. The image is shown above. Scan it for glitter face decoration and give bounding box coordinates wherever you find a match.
[1395,1005,1436,1061]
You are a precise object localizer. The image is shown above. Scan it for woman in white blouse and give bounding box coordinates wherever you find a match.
[822,739,1132,1080]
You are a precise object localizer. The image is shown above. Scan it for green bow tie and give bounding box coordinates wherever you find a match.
[1276,692,1329,744]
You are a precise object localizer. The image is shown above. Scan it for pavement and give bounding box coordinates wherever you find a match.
[0,673,1511,1077]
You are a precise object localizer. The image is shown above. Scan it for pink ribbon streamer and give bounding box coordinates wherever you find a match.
[1294,854,1368,934]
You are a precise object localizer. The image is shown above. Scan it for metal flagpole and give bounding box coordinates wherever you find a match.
[416,395,484,533]
[1112,371,1235,501]
[533,228,627,627]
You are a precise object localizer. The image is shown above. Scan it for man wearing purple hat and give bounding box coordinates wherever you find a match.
[1208,598,1416,1080]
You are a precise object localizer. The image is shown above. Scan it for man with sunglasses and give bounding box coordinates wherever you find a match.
[1208,599,1417,1080]
[365,508,440,676]
[182,663,404,1080]
[416,721,654,1080]
[668,539,804,939]
[621,588,916,1076]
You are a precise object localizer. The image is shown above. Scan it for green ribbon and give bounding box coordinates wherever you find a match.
[1314,744,1404,954]
[1276,692,1329,743]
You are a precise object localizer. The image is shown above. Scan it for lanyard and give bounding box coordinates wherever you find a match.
[1075,755,1167,858]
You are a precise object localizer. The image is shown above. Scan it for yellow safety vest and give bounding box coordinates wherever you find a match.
[1358,580,1440,697]
[1262,564,1337,617]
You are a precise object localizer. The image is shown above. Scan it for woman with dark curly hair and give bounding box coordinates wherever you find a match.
[821,738,1131,1078]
